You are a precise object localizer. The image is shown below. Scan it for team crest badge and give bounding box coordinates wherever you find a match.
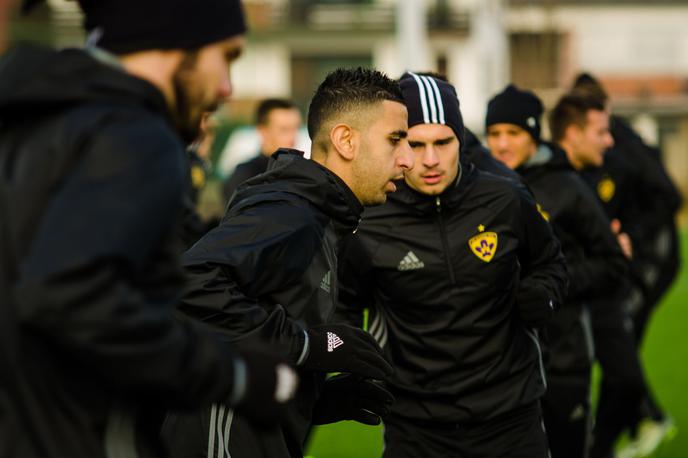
[191,165,206,190]
[597,176,615,202]
[469,225,498,263]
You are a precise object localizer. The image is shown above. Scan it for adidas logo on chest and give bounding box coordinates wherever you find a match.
[398,251,425,271]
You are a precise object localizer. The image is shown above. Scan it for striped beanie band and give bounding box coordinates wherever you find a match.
[398,72,465,149]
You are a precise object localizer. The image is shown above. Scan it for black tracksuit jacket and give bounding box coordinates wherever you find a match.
[581,117,681,306]
[0,45,244,458]
[222,153,270,204]
[517,144,628,372]
[178,149,363,453]
[337,157,568,423]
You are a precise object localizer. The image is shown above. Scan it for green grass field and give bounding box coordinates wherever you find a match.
[306,232,688,458]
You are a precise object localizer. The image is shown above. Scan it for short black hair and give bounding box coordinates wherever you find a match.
[255,98,297,126]
[307,67,404,141]
[549,92,606,143]
[571,72,609,106]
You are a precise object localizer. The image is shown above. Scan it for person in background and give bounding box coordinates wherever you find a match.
[486,84,627,458]
[570,74,680,457]
[223,98,301,202]
[181,112,221,248]
[550,93,654,458]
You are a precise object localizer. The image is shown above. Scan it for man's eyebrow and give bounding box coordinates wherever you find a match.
[389,130,408,139]
[435,136,455,144]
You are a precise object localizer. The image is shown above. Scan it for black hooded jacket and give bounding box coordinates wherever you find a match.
[337,157,567,423]
[178,148,363,450]
[581,117,681,305]
[516,144,628,372]
[519,144,628,303]
[0,45,243,458]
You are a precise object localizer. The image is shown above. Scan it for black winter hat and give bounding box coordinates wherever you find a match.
[76,0,247,54]
[485,84,544,142]
[398,72,465,148]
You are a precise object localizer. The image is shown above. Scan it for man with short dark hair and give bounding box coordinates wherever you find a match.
[163,67,414,458]
[550,93,653,458]
[486,84,627,458]
[571,74,680,456]
[549,94,614,170]
[336,72,568,458]
[223,98,301,200]
[0,1,298,457]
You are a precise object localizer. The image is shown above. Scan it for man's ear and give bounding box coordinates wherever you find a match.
[330,123,358,161]
[565,123,582,145]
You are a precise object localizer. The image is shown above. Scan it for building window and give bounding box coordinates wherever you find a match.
[510,31,562,89]
[291,55,373,110]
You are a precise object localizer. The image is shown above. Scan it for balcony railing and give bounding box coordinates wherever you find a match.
[245,2,469,34]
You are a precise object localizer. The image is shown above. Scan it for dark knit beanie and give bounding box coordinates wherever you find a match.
[76,0,247,54]
[398,72,465,148]
[485,84,544,142]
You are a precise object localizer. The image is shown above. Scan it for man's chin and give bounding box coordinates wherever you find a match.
[362,193,388,207]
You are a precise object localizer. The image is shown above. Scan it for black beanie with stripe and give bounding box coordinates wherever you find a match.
[398,72,465,148]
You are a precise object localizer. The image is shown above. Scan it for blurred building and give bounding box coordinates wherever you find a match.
[12,0,688,200]
[234,0,688,199]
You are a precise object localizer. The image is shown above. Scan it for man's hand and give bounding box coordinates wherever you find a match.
[233,348,298,428]
[312,374,395,426]
[611,219,633,260]
[302,324,393,380]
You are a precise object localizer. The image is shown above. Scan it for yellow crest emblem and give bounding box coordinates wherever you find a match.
[597,176,615,203]
[191,165,206,190]
[469,227,498,263]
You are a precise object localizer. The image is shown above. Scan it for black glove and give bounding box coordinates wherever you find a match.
[302,323,393,380]
[516,284,556,328]
[312,374,395,425]
[233,347,298,428]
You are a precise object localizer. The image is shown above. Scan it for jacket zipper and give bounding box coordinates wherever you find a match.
[436,196,457,285]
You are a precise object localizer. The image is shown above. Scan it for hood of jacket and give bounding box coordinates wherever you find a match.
[230,148,363,233]
[0,44,169,124]
[517,141,574,180]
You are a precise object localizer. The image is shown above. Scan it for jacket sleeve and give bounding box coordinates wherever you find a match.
[12,119,241,408]
[514,184,569,327]
[179,199,323,365]
[334,233,375,329]
[564,179,628,301]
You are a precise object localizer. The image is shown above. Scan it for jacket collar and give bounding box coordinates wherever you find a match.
[388,155,477,214]
[233,148,363,233]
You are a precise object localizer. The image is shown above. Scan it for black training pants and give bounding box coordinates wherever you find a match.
[383,401,549,458]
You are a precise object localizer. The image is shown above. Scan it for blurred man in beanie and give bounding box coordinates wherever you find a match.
[336,72,568,457]
[162,67,412,458]
[0,1,298,457]
[486,84,627,458]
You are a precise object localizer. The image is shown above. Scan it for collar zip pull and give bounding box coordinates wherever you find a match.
[353,217,362,234]
[435,196,441,213]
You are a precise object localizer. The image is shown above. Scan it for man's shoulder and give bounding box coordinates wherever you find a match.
[55,102,181,165]
[471,168,528,201]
